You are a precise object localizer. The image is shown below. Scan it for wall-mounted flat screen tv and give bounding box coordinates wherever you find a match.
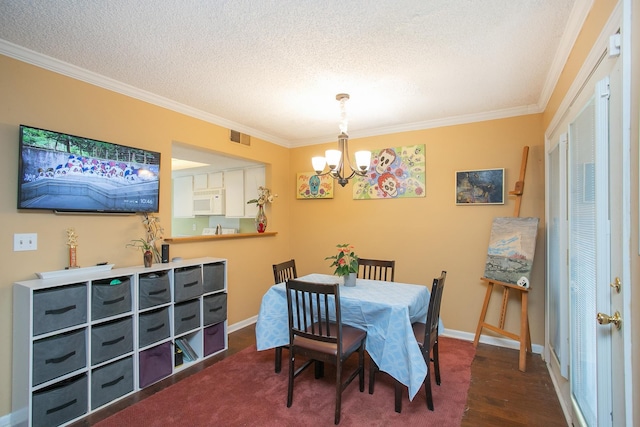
[18,125,161,213]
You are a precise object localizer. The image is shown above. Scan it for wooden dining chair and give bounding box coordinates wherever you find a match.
[272,259,298,373]
[273,259,297,284]
[357,258,395,282]
[285,279,367,425]
[369,270,447,413]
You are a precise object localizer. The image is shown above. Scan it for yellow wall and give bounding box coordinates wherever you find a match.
[290,116,545,337]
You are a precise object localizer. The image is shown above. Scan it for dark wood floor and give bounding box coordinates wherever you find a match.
[73,324,567,426]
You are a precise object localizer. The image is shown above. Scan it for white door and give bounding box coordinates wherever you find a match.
[568,63,626,426]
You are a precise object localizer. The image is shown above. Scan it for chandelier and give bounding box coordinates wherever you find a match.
[312,94,372,187]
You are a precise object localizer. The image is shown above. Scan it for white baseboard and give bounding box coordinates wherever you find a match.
[228,315,258,334]
[0,412,13,427]
[228,317,544,355]
[437,328,544,354]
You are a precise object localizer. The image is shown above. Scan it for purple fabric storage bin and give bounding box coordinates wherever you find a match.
[138,341,172,388]
[203,322,225,356]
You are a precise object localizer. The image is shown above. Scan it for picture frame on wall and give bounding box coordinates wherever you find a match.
[296,172,334,199]
[455,168,504,205]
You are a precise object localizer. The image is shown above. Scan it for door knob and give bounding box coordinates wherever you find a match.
[596,311,622,330]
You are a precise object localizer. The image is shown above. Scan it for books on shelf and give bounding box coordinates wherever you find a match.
[175,337,197,362]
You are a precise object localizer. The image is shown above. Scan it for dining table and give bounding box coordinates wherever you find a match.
[255,273,431,400]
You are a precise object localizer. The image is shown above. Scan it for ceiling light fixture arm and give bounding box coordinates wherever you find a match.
[311,93,372,187]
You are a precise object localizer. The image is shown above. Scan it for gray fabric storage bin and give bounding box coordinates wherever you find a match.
[139,270,171,309]
[91,317,133,365]
[91,277,132,320]
[138,342,172,388]
[33,328,86,386]
[173,299,201,335]
[203,293,227,326]
[138,307,170,348]
[32,374,87,427]
[33,283,87,336]
[203,262,225,293]
[174,266,203,302]
[91,356,133,409]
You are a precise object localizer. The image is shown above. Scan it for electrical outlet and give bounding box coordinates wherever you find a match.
[14,233,38,251]
[192,223,197,231]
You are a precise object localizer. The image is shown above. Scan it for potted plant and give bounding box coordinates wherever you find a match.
[127,213,164,267]
[325,243,359,286]
[127,238,154,267]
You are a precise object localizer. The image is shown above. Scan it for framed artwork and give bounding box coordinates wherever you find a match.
[456,168,504,205]
[483,217,539,286]
[296,172,334,199]
[352,144,425,200]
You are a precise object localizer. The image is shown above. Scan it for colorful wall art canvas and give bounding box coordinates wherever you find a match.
[484,217,539,287]
[296,172,334,199]
[456,168,504,205]
[352,144,425,200]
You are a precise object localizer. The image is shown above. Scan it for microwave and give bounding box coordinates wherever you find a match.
[193,188,225,215]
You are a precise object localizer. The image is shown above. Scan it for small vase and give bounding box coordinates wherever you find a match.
[256,205,267,233]
[143,250,153,268]
[343,272,357,287]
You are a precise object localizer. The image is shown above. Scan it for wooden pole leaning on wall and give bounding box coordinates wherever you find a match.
[473,145,531,372]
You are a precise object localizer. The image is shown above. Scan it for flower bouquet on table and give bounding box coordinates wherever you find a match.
[325,244,359,286]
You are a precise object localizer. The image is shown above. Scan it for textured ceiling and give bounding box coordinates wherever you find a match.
[0,1,583,147]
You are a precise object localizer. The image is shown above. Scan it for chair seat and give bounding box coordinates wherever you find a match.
[412,322,426,346]
[293,324,367,356]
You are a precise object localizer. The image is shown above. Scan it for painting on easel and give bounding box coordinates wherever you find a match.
[484,217,539,287]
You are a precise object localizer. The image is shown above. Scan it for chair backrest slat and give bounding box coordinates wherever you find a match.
[273,259,298,284]
[286,279,341,349]
[357,258,395,282]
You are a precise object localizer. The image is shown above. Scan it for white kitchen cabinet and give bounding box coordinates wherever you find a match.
[193,174,208,190]
[244,166,266,218]
[224,167,266,218]
[208,172,223,188]
[223,169,245,217]
[173,176,194,218]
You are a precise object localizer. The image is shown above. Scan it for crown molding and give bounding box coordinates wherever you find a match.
[0,39,290,148]
[292,104,542,147]
[536,0,594,111]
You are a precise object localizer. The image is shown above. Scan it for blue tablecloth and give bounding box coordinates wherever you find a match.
[255,273,430,400]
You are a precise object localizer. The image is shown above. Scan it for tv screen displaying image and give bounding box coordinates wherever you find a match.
[18,125,161,213]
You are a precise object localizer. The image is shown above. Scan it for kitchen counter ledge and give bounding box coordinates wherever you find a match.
[164,231,277,243]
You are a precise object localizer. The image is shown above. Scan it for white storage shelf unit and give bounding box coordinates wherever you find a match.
[12,257,227,427]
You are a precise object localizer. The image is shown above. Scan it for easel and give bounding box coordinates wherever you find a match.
[473,146,532,372]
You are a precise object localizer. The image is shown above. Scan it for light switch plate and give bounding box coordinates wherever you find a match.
[14,233,37,251]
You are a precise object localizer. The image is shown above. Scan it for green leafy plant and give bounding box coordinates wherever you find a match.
[325,244,359,276]
[126,238,152,252]
[126,213,164,262]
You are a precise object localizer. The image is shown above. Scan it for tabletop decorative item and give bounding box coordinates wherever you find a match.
[66,228,79,269]
[247,186,277,233]
[325,243,359,286]
[127,213,164,267]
